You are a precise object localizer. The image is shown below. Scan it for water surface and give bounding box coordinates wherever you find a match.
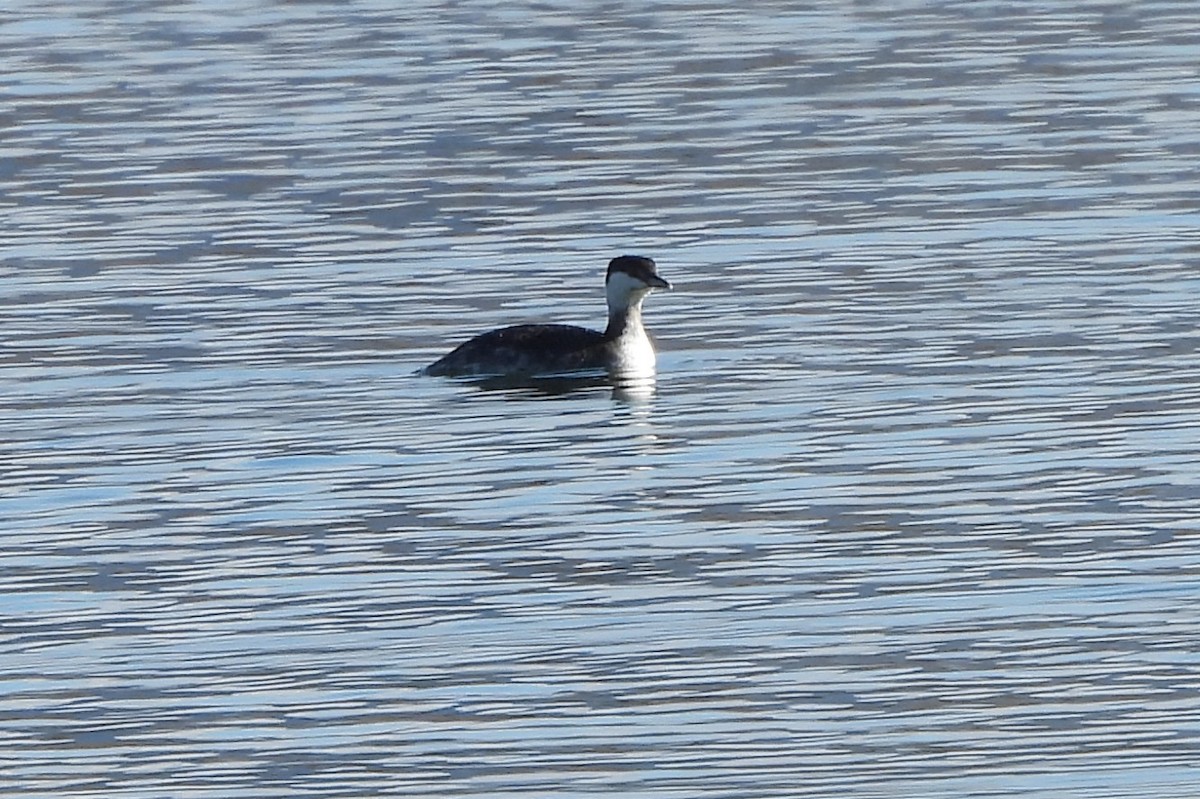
[3,1,1200,797]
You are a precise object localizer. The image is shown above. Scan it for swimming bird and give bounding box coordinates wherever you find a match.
[423,255,670,378]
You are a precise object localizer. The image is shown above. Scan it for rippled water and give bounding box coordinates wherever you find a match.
[4,1,1200,797]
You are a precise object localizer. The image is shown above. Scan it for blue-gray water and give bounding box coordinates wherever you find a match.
[3,1,1200,797]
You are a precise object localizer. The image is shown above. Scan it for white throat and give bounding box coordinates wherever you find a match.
[605,270,652,314]
[604,271,657,374]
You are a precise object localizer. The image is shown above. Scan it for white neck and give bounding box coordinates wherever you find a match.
[604,275,655,374]
[604,271,651,341]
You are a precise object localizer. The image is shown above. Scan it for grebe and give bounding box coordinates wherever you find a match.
[423,255,670,378]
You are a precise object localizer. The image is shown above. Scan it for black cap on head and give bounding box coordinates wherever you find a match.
[607,255,670,289]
